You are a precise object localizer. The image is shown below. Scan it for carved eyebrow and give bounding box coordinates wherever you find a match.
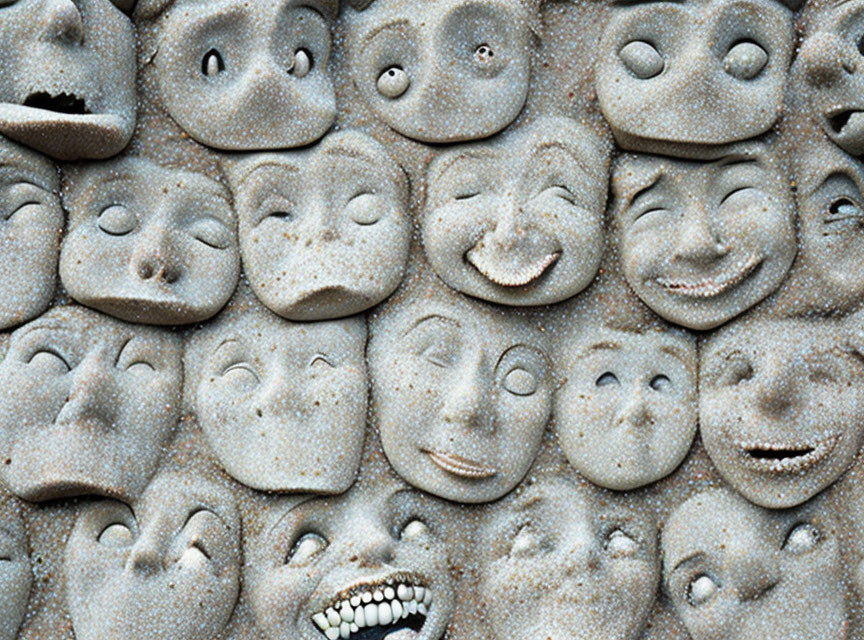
[362,18,411,43]
[402,314,461,337]
[12,320,69,343]
[624,172,663,209]
[214,338,241,354]
[321,145,378,166]
[670,550,707,574]
[716,157,759,169]
[660,344,694,367]
[182,505,227,530]
[429,151,496,186]
[528,141,591,176]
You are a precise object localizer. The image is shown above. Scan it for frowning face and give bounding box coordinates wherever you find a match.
[0,500,30,640]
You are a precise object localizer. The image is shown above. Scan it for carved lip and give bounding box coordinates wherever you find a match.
[655,254,761,299]
[465,235,561,288]
[737,435,837,473]
[422,450,497,479]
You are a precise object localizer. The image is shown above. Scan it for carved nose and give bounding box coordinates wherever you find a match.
[617,387,651,429]
[126,532,163,575]
[134,257,181,284]
[757,371,796,417]
[800,31,855,88]
[440,364,493,432]
[41,0,85,46]
[54,356,115,428]
[673,208,726,264]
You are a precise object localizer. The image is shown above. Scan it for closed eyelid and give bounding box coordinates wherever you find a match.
[402,314,461,337]
[362,18,411,44]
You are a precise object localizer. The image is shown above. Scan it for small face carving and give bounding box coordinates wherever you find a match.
[0,0,136,160]
[700,317,864,508]
[190,307,368,493]
[479,476,659,640]
[0,306,182,502]
[229,131,410,321]
[423,117,609,306]
[555,327,697,491]
[346,0,533,143]
[153,0,336,150]
[247,480,455,640]
[368,293,553,503]
[0,501,30,640]
[65,472,240,640]
[595,0,792,153]
[613,151,796,330]
[663,490,847,640]
[61,156,239,325]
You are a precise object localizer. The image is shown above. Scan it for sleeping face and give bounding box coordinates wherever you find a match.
[0,500,30,640]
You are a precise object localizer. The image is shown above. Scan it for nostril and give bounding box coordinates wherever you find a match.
[163,269,180,284]
[137,263,154,280]
[256,408,263,418]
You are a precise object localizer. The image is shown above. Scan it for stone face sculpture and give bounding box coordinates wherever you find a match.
[422,116,610,307]
[0,497,30,640]
[228,131,410,321]
[663,489,847,640]
[65,470,241,640]
[0,0,136,160]
[612,145,797,330]
[554,323,698,491]
[700,316,864,509]
[345,0,534,143]
[60,156,240,325]
[0,306,182,502]
[595,0,793,157]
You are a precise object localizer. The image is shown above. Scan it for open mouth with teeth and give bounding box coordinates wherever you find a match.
[464,237,561,288]
[824,109,864,155]
[22,91,91,115]
[656,254,761,299]
[739,436,837,473]
[421,450,497,479]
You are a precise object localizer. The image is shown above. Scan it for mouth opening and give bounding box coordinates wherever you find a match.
[829,110,855,134]
[738,437,836,473]
[746,446,815,461]
[23,92,90,115]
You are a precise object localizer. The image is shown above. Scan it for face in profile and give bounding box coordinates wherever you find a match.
[65,472,240,640]
[595,0,793,154]
[479,475,659,640]
[0,499,30,640]
[60,156,240,325]
[345,0,533,143]
[247,478,455,640]
[0,0,136,160]
[189,305,368,494]
[700,316,864,508]
[612,149,796,330]
[0,306,182,502]
[423,116,609,307]
[554,326,697,491]
[663,489,847,640]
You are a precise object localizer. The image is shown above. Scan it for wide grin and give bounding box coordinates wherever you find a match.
[422,450,497,479]
[22,91,91,115]
[656,254,761,299]
[738,435,838,473]
[465,236,561,288]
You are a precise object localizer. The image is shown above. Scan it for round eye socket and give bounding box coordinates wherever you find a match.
[596,371,619,387]
[688,574,719,606]
[126,361,155,375]
[649,374,671,391]
[503,368,537,396]
[718,358,753,387]
[510,524,542,558]
[292,48,312,78]
[784,523,820,554]
[474,44,494,64]
[202,49,225,77]
[347,192,381,226]
[619,41,664,79]
[98,205,136,236]
[723,41,767,80]
[29,350,70,374]
[377,66,410,99]
[288,533,327,565]
[605,529,639,557]
[400,519,429,540]
[828,198,861,219]
[98,523,134,548]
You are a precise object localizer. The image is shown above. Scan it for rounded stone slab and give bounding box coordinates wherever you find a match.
[0,497,31,640]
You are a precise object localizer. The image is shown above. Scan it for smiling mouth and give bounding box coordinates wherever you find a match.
[22,91,91,115]
[656,254,761,299]
[422,450,497,479]
[739,436,837,473]
[465,240,561,288]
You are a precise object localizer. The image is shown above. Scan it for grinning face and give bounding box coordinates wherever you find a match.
[65,472,240,640]
[663,489,847,640]
[247,479,455,640]
[229,131,410,321]
[0,0,136,160]
[479,476,659,640]
[700,317,864,508]
[0,306,182,502]
[152,0,337,150]
[60,156,239,325]
[345,0,533,143]
[554,326,697,491]
[612,150,796,330]
[422,116,609,306]
[0,500,30,640]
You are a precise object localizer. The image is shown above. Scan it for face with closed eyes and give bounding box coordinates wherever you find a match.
[230,131,410,321]
[700,317,864,508]
[0,306,182,502]
[663,490,847,640]
[422,117,609,306]
[60,156,239,325]
[613,151,796,330]
[65,472,240,640]
[346,0,532,143]
[596,0,792,154]
[0,501,30,640]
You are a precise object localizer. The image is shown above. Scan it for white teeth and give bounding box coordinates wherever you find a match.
[325,628,339,640]
[313,613,330,631]
[373,589,384,602]
[423,589,432,606]
[384,586,395,600]
[350,624,359,634]
[391,599,403,620]
[350,596,361,607]
[397,584,412,600]
[402,604,410,619]
[408,600,418,615]
[379,602,393,625]
[362,592,372,604]
[340,603,354,623]
[355,605,365,628]
[418,603,428,616]
[414,586,425,602]
[327,608,341,627]
[364,603,379,627]
[340,622,350,639]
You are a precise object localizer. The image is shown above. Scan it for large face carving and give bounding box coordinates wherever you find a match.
[247,479,455,640]
[423,117,609,307]
[554,326,697,491]
[663,489,847,640]
[229,131,410,321]
[189,306,368,493]
[0,499,30,640]
[595,0,792,155]
[152,0,336,150]
[61,156,240,325]
[479,476,659,640]
[0,306,182,502]
[612,149,796,330]
[700,317,864,508]
[65,472,240,640]
[368,291,553,503]
[0,0,136,160]
[345,0,533,143]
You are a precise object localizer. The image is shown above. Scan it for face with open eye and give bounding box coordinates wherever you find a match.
[422,117,609,306]
[0,306,182,502]
[663,489,847,640]
[612,150,796,330]
[60,156,239,325]
[700,317,864,509]
[0,500,30,640]
[479,476,659,640]
[247,479,455,640]
[345,0,533,143]
[65,472,240,640]
[554,327,697,491]
[0,0,135,160]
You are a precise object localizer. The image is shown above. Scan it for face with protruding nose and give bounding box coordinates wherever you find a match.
[0,306,182,502]
[60,156,240,325]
